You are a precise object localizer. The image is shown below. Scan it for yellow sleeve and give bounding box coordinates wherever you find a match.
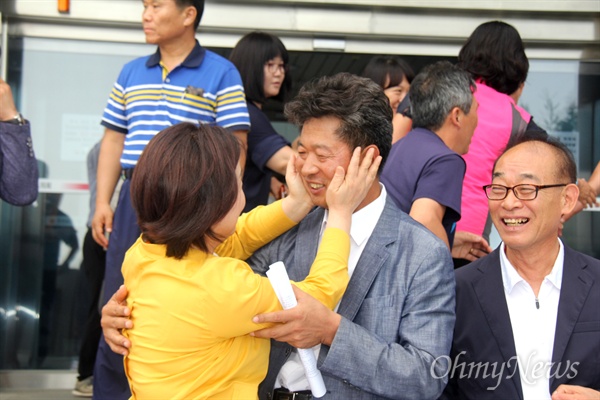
[214,200,297,260]
[205,259,284,337]
[208,228,350,338]
[292,228,350,310]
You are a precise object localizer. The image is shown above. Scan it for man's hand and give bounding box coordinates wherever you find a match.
[552,384,600,400]
[91,203,113,248]
[577,178,598,208]
[101,285,132,356]
[452,231,493,261]
[251,285,341,348]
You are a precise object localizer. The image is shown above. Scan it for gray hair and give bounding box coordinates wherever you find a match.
[410,61,475,132]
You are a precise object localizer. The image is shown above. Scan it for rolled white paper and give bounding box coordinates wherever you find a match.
[266,261,327,398]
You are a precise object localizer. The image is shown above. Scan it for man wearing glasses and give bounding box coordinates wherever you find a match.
[441,134,600,400]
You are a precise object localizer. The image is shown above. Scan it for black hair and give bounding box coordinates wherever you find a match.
[458,20,528,95]
[361,56,415,89]
[499,131,577,184]
[285,72,392,172]
[229,31,291,105]
[175,0,204,30]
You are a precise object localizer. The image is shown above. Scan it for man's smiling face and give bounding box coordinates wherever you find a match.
[295,116,353,210]
[489,141,571,253]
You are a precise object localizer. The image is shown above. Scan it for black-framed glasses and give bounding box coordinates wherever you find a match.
[483,183,568,201]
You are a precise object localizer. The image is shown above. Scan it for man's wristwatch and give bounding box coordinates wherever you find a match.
[2,113,25,125]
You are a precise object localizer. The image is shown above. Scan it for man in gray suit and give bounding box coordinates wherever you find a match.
[101,73,455,399]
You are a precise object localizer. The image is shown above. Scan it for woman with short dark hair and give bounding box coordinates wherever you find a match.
[121,123,380,399]
[453,21,543,267]
[229,31,296,212]
[458,20,529,97]
[362,55,415,143]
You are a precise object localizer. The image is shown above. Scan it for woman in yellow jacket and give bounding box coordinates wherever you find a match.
[121,122,380,399]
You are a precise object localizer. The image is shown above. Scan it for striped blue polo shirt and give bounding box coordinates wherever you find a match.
[101,41,251,168]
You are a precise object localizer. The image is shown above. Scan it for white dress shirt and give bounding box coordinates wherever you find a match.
[274,184,388,392]
[500,239,564,400]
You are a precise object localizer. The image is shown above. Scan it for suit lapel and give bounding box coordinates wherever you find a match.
[337,199,396,320]
[290,207,323,281]
[550,246,593,388]
[472,250,524,400]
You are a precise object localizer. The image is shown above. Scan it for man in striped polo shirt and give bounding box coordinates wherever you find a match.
[90,1,250,399]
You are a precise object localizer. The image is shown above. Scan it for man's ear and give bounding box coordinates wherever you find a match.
[361,144,381,161]
[449,107,461,129]
[561,183,580,216]
[183,6,197,27]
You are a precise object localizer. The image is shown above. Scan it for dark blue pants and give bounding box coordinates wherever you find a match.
[92,179,140,400]
[77,228,106,380]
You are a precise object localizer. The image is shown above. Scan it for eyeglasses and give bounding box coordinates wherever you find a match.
[265,62,285,74]
[483,183,568,201]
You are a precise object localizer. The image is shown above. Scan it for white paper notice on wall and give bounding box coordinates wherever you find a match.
[266,261,327,398]
[61,114,104,162]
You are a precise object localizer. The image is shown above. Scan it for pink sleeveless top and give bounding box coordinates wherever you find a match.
[456,82,531,237]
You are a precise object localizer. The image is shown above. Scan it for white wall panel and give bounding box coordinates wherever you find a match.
[295,8,371,33]
[1,0,598,60]
[203,3,297,31]
[253,0,599,13]
[371,12,597,42]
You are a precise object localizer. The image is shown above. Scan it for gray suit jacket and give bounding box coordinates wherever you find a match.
[249,196,456,399]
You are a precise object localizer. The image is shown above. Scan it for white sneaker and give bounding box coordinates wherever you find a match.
[72,376,93,398]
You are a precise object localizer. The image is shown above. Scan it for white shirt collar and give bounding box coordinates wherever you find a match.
[321,183,387,247]
[500,239,564,294]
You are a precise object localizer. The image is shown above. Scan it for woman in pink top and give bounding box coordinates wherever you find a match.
[453,21,543,267]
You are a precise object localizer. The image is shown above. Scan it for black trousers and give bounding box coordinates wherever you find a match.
[77,228,106,380]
